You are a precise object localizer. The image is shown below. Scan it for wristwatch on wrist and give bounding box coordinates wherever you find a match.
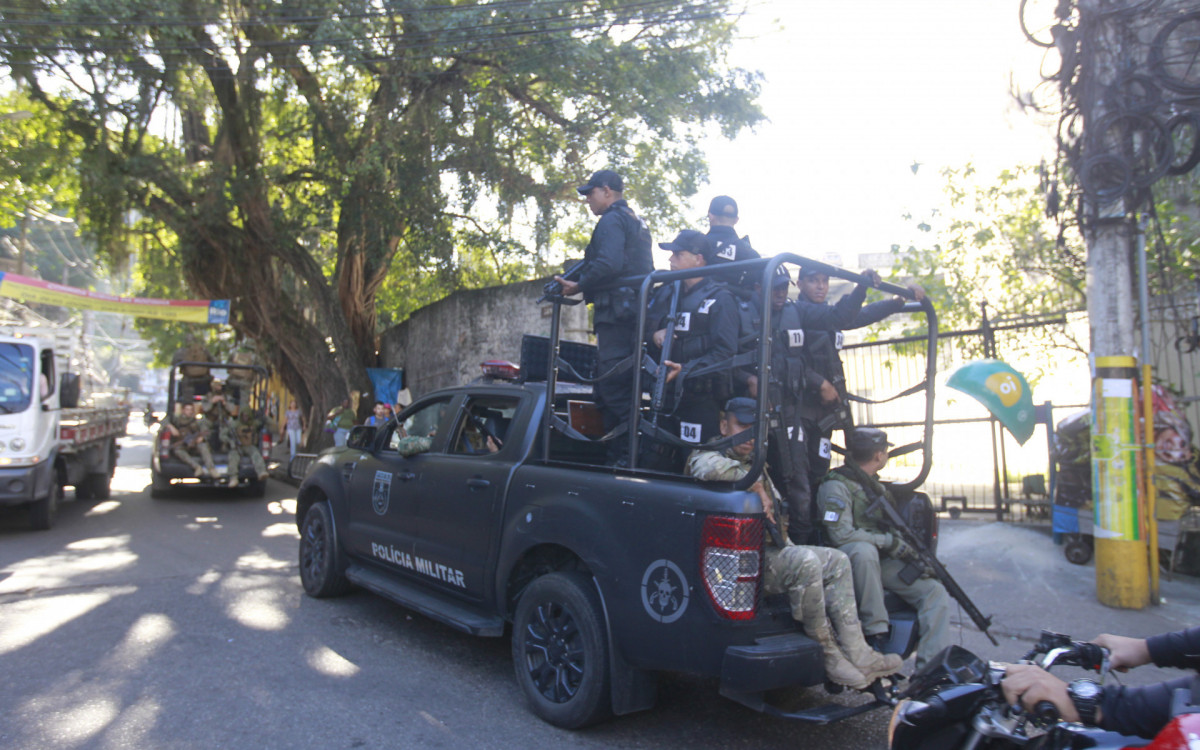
[1067,678,1104,725]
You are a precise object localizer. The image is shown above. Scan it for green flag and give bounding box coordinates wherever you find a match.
[946,359,1036,445]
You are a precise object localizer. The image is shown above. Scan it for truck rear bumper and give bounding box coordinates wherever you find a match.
[719,631,825,694]
[0,460,53,506]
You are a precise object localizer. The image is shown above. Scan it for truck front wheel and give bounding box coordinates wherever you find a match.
[298,501,350,598]
[511,572,612,729]
[29,482,62,531]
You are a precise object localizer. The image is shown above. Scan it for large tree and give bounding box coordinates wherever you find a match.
[0,0,762,429]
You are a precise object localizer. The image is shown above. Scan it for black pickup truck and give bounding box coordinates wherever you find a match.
[296,255,939,729]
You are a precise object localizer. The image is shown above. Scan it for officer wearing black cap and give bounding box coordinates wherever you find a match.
[705,195,760,289]
[818,427,951,670]
[759,266,876,545]
[796,265,926,493]
[556,169,653,465]
[643,229,739,468]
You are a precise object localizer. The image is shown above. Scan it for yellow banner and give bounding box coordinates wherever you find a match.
[0,272,229,324]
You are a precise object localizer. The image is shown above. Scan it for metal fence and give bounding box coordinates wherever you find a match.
[841,310,1090,519]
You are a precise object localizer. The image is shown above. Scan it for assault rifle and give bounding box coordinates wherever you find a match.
[171,429,207,451]
[868,492,999,646]
[650,280,682,418]
[536,259,586,305]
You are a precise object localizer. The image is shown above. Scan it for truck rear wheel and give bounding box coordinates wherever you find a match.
[29,482,62,531]
[150,469,172,499]
[511,572,612,729]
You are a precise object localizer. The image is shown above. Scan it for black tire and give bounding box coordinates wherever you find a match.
[298,501,351,598]
[75,478,95,501]
[150,469,172,499]
[92,470,112,500]
[511,572,612,729]
[1151,12,1200,95]
[948,506,962,520]
[1064,534,1093,565]
[29,482,62,531]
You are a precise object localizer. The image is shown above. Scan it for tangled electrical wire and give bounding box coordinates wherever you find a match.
[1020,0,1200,346]
[1022,0,1200,213]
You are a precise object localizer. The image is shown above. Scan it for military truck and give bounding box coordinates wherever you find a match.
[296,255,945,729]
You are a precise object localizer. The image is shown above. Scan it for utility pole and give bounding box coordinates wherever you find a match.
[1081,0,1149,609]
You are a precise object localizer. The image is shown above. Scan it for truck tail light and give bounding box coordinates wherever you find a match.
[158,432,173,459]
[260,431,272,459]
[700,515,762,621]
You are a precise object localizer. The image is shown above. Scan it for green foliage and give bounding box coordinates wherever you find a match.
[0,0,763,413]
[890,164,1087,341]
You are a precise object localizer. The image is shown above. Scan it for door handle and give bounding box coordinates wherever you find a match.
[467,477,490,489]
[398,472,416,481]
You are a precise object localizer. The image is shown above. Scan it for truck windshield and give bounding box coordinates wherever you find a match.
[0,343,35,413]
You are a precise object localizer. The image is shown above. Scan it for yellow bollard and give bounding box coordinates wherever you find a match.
[1092,356,1149,609]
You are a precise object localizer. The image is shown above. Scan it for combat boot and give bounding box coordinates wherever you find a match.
[832,609,904,683]
[812,623,869,690]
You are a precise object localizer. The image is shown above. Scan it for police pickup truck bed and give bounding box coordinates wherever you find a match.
[296,380,920,729]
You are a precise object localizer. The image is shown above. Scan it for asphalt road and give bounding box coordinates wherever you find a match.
[1,419,1196,749]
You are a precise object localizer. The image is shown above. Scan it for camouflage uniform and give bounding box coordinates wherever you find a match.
[685,448,902,688]
[166,411,216,477]
[229,411,270,480]
[819,469,951,669]
[395,435,432,456]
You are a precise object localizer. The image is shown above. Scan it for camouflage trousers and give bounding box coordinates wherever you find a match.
[764,544,859,638]
[228,444,268,478]
[173,442,216,476]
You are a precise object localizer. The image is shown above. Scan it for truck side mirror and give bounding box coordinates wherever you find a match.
[59,373,81,409]
[347,425,376,450]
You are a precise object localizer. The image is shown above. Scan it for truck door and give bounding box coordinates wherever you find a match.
[343,395,455,571]
[412,394,522,602]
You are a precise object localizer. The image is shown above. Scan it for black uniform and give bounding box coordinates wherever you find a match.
[575,199,653,463]
[706,224,760,289]
[645,277,739,468]
[766,296,865,544]
[801,294,906,490]
[1101,626,1200,739]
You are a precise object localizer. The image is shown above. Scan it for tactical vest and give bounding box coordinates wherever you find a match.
[801,327,847,411]
[823,470,885,535]
[769,300,809,406]
[648,278,734,397]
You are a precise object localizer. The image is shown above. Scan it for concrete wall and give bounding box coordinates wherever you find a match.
[379,277,591,397]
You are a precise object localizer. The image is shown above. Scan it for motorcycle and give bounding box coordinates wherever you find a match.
[888,631,1200,750]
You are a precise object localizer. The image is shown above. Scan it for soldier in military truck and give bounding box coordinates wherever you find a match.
[687,398,903,690]
[163,402,217,479]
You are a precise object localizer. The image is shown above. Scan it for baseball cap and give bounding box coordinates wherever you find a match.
[847,427,893,454]
[576,169,624,194]
[723,397,757,424]
[708,195,738,219]
[659,229,714,259]
[772,266,792,287]
[798,266,826,279]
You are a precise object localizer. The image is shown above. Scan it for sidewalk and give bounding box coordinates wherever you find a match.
[938,518,1200,683]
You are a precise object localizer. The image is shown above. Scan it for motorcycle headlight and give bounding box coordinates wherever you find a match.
[8,438,24,452]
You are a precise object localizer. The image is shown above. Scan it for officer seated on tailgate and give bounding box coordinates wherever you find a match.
[818,427,950,670]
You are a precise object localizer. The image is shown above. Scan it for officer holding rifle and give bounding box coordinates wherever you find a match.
[819,427,951,669]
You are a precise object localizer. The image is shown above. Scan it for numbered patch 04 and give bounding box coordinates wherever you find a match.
[676,311,692,332]
[680,421,702,443]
